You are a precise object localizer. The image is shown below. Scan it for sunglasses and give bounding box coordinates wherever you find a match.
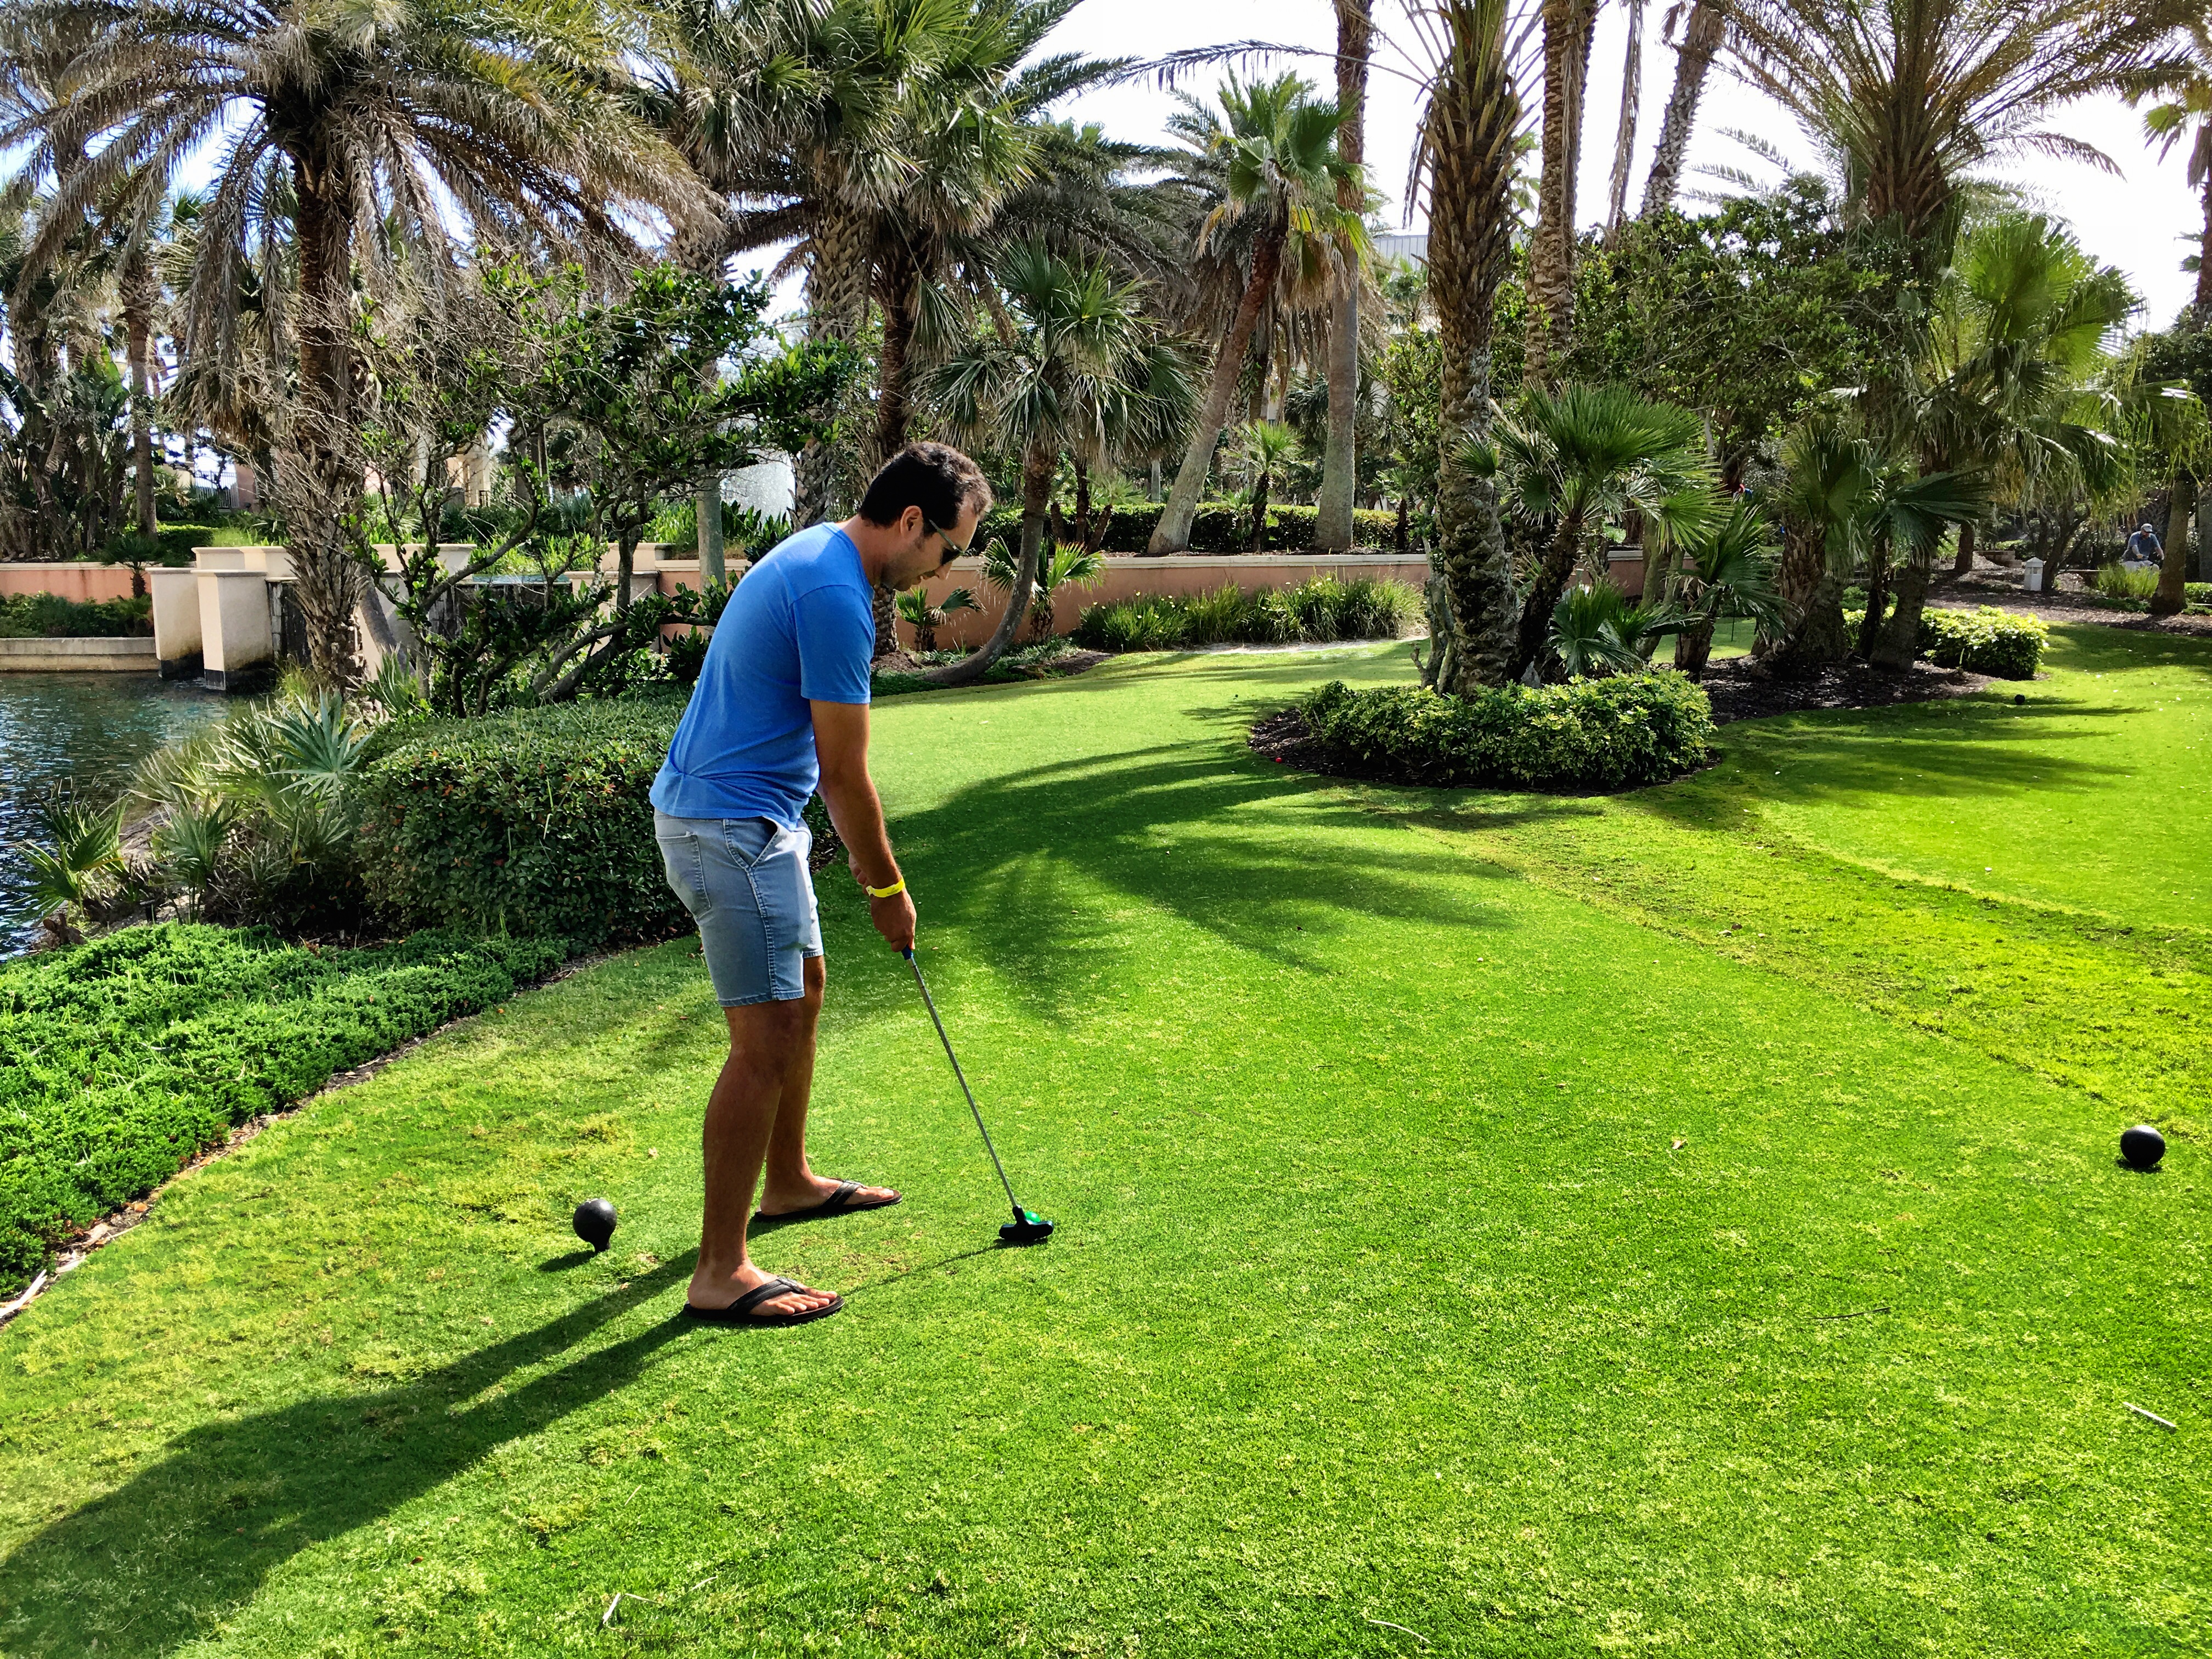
[922,517,974,563]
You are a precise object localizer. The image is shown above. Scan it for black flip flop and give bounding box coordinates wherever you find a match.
[754,1179,901,1223]
[682,1276,844,1326]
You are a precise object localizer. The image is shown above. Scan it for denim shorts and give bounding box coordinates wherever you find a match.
[654,811,822,1006]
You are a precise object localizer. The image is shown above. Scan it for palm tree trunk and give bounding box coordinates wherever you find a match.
[286,144,369,689]
[1150,232,1285,554]
[1526,0,1593,388]
[1673,614,1714,677]
[794,206,871,527]
[1510,512,1586,680]
[1316,0,1373,552]
[1856,546,1891,661]
[1639,1,1724,217]
[1605,0,1646,240]
[1947,518,1976,579]
[2153,475,2191,616]
[1424,0,1523,691]
[873,240,921,469]
[2198,170,2212,317]
[927,445,1047,685]
[124,247,158,540]
[1872,549,1933,669]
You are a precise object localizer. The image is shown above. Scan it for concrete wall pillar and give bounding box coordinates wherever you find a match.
[148,566,202,679]
[198,568,274,692]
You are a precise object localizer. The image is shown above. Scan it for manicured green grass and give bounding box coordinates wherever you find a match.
[1,634,2205,1656]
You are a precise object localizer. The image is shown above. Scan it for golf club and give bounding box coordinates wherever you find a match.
[901,947,1054,1245]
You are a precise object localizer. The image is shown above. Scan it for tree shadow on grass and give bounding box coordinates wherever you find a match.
[878,742,1554,1028]
[0,1261,698,1657]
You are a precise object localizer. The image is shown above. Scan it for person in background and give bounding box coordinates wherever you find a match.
[2125,522,2164,563]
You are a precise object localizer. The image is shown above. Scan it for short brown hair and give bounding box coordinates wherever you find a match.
[856,442,993,531]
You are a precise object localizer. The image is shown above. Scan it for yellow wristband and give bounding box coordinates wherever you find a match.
[864,877,906,899]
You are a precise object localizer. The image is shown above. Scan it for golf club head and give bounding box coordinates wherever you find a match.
[1000,1208,1054,1245]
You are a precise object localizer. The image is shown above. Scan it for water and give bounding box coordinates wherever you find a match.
[0,675,228,957]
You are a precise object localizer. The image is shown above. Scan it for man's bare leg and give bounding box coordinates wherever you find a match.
[689,966,836,1316]
[756,957,898,1216]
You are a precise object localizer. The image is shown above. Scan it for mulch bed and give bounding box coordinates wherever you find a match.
[1694,656,1997,725]
[1935,575,2212,637]
[1247,706,1404,786]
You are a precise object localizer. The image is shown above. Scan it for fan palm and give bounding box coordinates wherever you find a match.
[1726,0,2175,266]
[929,243,1197,684]
[895,583,977,651]
[1234,420,1300,551]
[984,539,1103,638]
[5,0,703,685]
[1148,74,1364,554]
[1407,0,1535,691]
[1667,496,1784,676]
[1547,582,1673,678]
[1493,382,1718,681]
[8,791,126,943]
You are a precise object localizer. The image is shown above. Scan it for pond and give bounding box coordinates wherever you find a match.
[1,674,228,957]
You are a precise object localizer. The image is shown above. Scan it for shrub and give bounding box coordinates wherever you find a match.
[2186,582,2209,607]
[0,592,153,638]
[1071,578,1419,652]
[1918,606,2049,679]
[0,922,567,1290]
[2092,563,2158,601]
[1299,673,1717,792]
[356,695,689,942]
[979,502,1403,555]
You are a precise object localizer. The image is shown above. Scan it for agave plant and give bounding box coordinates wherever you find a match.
[9,791,128,944]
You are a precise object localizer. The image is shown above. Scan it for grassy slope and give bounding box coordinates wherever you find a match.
[0,636,2205,1657]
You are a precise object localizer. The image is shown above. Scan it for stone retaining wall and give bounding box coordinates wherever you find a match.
[0,636,157,672]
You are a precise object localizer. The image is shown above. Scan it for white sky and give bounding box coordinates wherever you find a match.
[1046,0,2204,332]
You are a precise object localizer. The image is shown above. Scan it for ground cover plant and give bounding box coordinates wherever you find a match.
[0,592,151,638]
[0,924,567,1288]
[0,624,2203,1654]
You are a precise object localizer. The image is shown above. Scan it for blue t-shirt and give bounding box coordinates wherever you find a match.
[651,522,874,828]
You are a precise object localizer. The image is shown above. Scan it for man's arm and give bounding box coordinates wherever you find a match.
[811,698,916,951]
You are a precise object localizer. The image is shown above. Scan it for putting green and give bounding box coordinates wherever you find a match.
[1,634,2204,1657]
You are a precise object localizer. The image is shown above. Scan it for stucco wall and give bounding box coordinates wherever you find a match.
[0,563,140,602]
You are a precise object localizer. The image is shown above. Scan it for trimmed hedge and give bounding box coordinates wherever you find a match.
[1918,606,2049,679]
[979,501,1403,555]
[358,696,690,943]
[1299,673,1717,792]
[0,923,567,1290]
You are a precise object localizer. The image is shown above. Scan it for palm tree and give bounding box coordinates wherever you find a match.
[1409,0,1530,691]
[1315,0,1375,551]
[1234,420,1299,550]
[2133,19,2212,319]
[1727,0,2173,267]
[895,582,977,651]
[1494,382,1717,681]
[1604,0,1645,238]
[1148,74,1363,554]
[6,0,705,684]
[985,538,1104,638]
[1526,0,1596,387]
[1766,412,1870,673]
[930,243,1196,683]
[1548,580,1672,675]
[1667,496,1784,675]
[1639,1,1725,216]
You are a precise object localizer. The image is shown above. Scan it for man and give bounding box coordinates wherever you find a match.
[651,442,991,1325]
[2125,522,2164,565]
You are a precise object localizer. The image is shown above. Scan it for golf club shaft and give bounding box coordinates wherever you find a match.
[903,950,1025,1219]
